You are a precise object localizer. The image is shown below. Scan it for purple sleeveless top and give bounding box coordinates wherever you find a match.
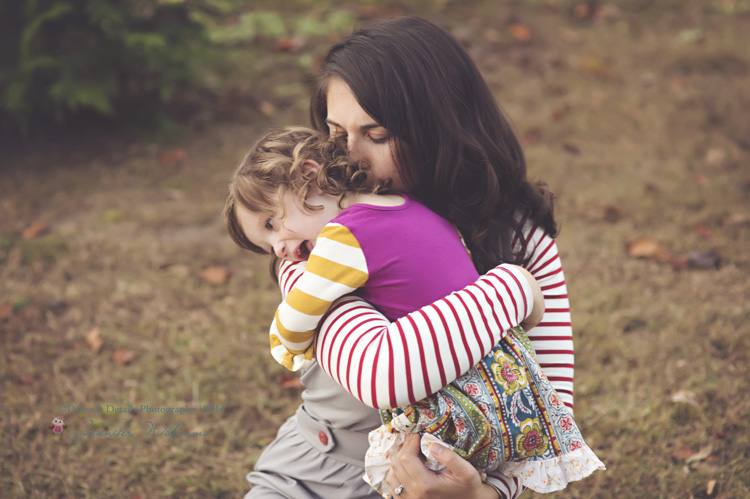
[330,195,479,320]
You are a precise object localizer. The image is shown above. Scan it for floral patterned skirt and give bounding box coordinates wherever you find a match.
[364,326,604,495]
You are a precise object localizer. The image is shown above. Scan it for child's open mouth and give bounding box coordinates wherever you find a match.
[295,240,314,261]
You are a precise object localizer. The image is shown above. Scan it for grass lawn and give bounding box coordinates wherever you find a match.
[2,1,749,497]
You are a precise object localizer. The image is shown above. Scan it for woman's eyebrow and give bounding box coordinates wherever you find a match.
[325,118,381,130]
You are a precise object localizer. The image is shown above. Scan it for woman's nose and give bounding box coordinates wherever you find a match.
[347,136,358,159]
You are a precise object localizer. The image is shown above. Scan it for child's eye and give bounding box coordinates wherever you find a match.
[264,217,274,230]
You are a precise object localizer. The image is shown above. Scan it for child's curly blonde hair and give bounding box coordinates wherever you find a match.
[224,126,389,258]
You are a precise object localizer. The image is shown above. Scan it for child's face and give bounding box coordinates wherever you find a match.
[236,187,340,261]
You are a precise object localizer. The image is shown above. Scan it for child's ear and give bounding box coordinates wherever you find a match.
[301,160,320,179]
[301,160,324,194]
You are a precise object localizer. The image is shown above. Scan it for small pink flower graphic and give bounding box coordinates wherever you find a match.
[550,393,563,407]
[560,416,574,432]
[465,383,480,397]
[569,440,583,451]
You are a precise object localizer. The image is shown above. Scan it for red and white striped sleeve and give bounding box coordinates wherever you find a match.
[485,471,524,499]
[516,219,575,413]
[277,259,534,409]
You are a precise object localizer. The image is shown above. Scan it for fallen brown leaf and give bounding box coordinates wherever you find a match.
[275,37,296,53]
[113,349,137,366]
[626,237,668,260]
[22,220,50,240]
[686,445,713,464]
[672,443,694,461]
[200,266,231,284]
[509,23,532,42]
[159,148,187,167]
[85,327,104,353]
[0,301,13,320]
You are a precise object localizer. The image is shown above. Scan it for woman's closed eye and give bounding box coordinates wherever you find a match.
[328,125,389,145]
[264,217,274,230]
[368,134,390,144]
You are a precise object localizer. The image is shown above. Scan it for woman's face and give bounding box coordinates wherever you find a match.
[325,77,405,190]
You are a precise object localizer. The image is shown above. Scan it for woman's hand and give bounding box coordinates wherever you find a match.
[384,435,499,499]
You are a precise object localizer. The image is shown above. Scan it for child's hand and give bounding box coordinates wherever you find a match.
[513,265,545,330]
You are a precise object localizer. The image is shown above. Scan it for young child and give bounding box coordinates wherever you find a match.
[224,126,604,495]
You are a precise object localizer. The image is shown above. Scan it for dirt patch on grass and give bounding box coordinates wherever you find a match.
[2,1,749,497]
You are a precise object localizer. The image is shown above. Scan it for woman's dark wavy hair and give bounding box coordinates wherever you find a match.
[311,16,557,273]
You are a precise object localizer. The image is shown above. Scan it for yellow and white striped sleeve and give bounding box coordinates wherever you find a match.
[270,223,369,371]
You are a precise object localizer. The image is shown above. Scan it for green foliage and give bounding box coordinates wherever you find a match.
[209,9,357,43]
[0,0,215,136]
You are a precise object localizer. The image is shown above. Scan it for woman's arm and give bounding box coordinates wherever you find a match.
[516,220,575,413]
[277,259,535,409]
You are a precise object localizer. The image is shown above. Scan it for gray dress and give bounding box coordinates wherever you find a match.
[246,361,383,498]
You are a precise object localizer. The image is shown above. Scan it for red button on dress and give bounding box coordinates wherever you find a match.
[318,431,328,445]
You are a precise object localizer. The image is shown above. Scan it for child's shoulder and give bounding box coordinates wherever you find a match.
[345,192,408,209]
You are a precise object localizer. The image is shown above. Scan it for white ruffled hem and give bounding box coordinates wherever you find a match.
[363,425,605,496]
[502,444,606,493]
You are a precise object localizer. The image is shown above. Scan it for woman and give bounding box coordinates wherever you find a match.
[245,16,574,499]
